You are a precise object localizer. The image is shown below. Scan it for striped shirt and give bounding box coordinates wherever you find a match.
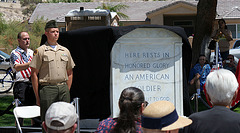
[10,46,33,82]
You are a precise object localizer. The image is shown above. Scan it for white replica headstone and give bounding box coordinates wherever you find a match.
[110,28,183,118]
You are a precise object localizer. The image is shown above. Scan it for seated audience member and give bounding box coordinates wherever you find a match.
[184,69,240,133]
[189,54,211,97]
[42,102,78,133]
[141,100,192,133]
[223,54,237,74]
[95,87,146,133]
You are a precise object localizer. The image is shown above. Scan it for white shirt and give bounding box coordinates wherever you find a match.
[10,46,33,82]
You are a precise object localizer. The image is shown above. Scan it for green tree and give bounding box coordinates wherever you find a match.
[30,17,45,37]
[0,20,27,53]
[22,3,36,17]
[96,3,129,19]
[0,18,46,54]
[20,0,41,18]
[20,0,41,6]
[0,13,7,35]
[28,17,46,50]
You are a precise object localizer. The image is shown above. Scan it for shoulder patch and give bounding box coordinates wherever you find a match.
[33,49,38,56]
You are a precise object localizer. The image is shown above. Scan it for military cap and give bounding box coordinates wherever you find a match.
[45,20,58,30]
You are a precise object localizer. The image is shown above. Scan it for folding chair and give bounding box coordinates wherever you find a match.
[13,105,41,133]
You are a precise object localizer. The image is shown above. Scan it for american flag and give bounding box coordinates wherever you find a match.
[204,42,222,107]
[212,42,223,70]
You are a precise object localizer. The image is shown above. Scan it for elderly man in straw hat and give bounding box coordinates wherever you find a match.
[184,69,240,133]
[42,102,78,133]
[141,100,192,133]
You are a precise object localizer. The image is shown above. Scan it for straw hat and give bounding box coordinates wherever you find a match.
[141,101,192,131]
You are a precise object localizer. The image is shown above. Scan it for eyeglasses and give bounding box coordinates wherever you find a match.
[199,59,205,61]
[227,58,233,60]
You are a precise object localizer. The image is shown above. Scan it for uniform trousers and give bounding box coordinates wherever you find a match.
[39,83,70,121]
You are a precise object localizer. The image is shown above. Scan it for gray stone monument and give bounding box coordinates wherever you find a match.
[110,28,183,118]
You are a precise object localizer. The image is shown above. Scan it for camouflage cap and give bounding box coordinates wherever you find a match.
[45,20,58,30]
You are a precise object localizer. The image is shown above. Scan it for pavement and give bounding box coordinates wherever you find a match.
[0,89,13,97]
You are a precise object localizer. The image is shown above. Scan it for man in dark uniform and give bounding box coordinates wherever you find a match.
[30,20,75,122]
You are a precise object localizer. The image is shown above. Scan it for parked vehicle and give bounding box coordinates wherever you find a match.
[230,40,240,59]
[210,40,240,63]
[0,50,11,70]
[0,51,14,93]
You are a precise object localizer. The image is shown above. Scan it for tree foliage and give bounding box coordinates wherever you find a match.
[20,0,41,7]
[0,20,26,53]
[20,0,41,18]
[0,13,7,35]
[22,3,36,17]
[30,17,45,37]
[96,3,129,19]
[0,17,46,54]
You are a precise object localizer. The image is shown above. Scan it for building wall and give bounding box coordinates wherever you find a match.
[148,4,196,30]
[164,15,196,36]
[150,14,164,25]
[121,21,150,26]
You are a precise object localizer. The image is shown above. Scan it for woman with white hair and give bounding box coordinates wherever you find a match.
[184,69,240,133]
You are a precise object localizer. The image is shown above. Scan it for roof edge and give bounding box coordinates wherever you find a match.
[146,1,197,15]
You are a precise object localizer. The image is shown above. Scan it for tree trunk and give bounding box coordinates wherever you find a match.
[191,0,217,65]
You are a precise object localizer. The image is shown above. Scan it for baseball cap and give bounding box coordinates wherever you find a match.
[45,102,78,130]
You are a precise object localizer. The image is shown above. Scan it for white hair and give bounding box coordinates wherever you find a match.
[206,69,238,105]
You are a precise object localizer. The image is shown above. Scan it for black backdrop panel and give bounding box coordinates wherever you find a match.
[40,25,192,119]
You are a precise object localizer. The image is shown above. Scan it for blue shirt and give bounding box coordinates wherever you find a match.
[189,63,211,90]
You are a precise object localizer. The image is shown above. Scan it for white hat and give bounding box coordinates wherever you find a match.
[45,102,78,130]
[142,101,192,131]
